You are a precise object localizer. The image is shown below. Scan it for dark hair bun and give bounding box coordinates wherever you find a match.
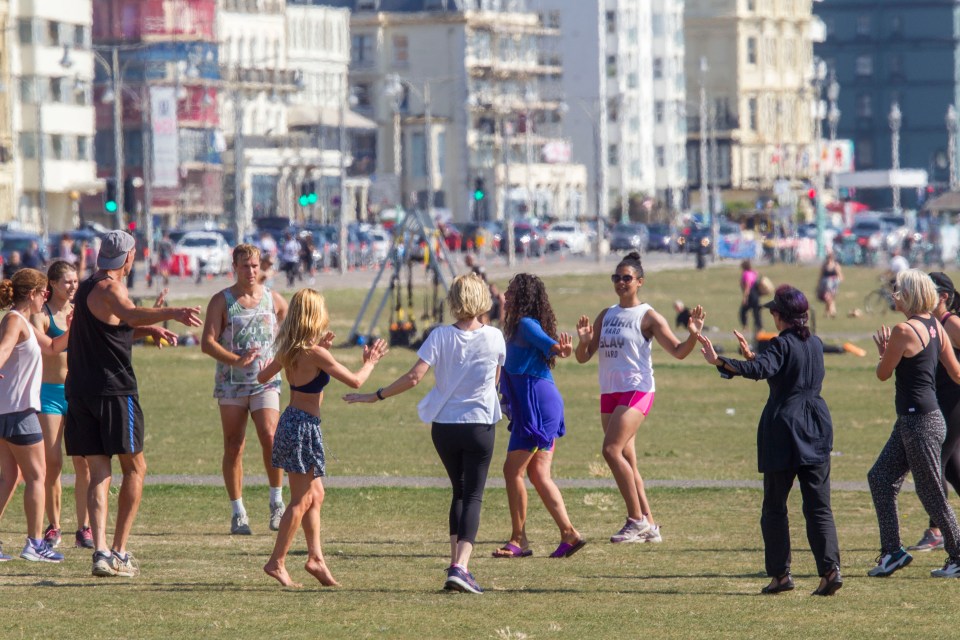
[625,251,641,261]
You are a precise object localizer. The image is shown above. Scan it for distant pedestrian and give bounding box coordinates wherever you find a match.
[739,259,762,333]
[816,252,843,319]
[258,289,387,587]
[281,233,300,287]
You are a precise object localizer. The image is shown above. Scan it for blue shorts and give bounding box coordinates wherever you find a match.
[507,429,555,453]
[40,383,67,416]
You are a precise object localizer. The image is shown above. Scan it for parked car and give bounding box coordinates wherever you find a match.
[546,222,589,254]
[609,223,649,252]
[646,223,677,253]
[439,223,464,252]
[174,231,232,275]
[500,223,544,257]
[366,228,392,263]
[0,231,47,268]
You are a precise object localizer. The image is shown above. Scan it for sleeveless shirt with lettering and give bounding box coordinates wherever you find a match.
[598,303,655,394]
[213,288,281,398]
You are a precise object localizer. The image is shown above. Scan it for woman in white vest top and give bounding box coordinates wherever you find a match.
[576,252,705,543]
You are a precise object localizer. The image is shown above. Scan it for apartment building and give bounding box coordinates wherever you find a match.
[10,0,97,233]
[685,0,821,197]
[537,1,685,218]
[815,0,957,209]
[92,0,222,229]
[314,0,587,222]
[0,1,14,225]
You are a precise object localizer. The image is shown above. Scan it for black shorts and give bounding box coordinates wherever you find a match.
[65,395,145,457]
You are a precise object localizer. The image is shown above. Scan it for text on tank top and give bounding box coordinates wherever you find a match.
[214,287,281,397]
[0,311,42,413]
[598,303,655,394]
[895,315,941,416]
[65,274,137,397]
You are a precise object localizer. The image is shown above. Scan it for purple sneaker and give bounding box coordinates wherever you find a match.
[444,565,483,594]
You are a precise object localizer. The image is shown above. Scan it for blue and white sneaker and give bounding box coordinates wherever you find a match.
[0,541,12,562]
[444,566,483,594]
[20,538,64,563]
[868,547,912,577]
[931,558,960,578]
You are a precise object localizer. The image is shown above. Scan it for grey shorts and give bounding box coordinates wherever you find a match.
[0,409,43,446]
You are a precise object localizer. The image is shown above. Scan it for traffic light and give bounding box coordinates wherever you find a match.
[299,181,309,207]
[104,178,118,213]
[123,175,137,216]
[807,188,817,204]
[473,177,486,202]
[307,180,318,205]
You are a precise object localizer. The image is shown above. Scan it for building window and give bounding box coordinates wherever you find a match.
[392,34,408,67]
[652,15,664,37]
[627,72,638,88]
[18,18,35,45]
[890,54,904,79]
[605,10,616,34]
[856,15,871,37]
[354,83,371,108]
[746,0,755,11]
[655,101,664,124]
[608,143,618,166]
[48,21,64,46]
[74,24,89,48]
[607,98,618,122]
[747,37,757,65]
[630,160,641,178]
[50,135,64,160]
[351,34,374,66]
[19,133,36,160]
[855,55,873,77]
[856,94,872,117]
[411,132,427,178]
[891,16,904,37]
[606,55,616,78]
[49,77,68,103]
[748,97,758,130]
[19,77,40,104]
[77,136,90,162]
[856,138,874,167]
[653,58,663,79]
[656,146,665,167]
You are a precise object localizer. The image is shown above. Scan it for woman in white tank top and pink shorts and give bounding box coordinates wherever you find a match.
[576,252,705,544]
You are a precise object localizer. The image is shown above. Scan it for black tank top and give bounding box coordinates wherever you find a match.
[936,312,960,405]
[65,274,137,397]
[895,315,940,416]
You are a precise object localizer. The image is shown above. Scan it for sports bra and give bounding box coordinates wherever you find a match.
[289,369,330,394]
[45,303,66,338]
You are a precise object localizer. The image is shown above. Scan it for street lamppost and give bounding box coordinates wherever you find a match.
[337,84,359,275]
[827,69,841,143]
[889,101,902,215]
[698,56,710,226]
[811,57,828,258]
[947,104,958,192]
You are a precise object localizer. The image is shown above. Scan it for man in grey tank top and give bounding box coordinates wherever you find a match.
[201,244,289,535]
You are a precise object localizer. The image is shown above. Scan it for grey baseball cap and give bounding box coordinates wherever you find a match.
[97,230,136,270]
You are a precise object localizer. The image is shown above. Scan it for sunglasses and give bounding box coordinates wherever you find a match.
[610,274,636,284]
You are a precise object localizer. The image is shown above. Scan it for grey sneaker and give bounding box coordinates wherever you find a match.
[92,550,139,577]
[269,502,285,532]
[908,528,944,552]
[610,517,651,543]
[112,551,140,578]
[637,524,662,544]
[231,513,252,535]
[92,550,118,576]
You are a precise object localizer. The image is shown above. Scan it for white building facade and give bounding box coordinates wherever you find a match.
[9,0,97,234]
[536,0,687,219]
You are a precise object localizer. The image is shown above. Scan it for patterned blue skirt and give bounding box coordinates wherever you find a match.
[272,406,326,478]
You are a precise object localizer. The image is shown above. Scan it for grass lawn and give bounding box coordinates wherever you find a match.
[0,485,954,640]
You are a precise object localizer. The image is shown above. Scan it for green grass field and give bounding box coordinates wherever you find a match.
[1,261,955,639]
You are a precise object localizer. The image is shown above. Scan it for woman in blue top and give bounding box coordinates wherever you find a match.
[492,274,583,559]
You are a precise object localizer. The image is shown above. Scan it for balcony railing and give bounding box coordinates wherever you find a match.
[220,65,303,90]
[221,0,283,13]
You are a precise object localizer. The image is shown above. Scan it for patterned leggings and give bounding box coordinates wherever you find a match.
[868,411,960,560]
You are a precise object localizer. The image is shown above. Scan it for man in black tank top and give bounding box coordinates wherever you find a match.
[64,230,202,578]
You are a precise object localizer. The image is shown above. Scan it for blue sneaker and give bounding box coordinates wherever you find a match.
[0,541,12,562]
[868,547,912,577]
[20,538,64,563]
[444,565,483,594]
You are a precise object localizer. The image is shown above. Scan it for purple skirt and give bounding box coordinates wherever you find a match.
[499,371,565,451]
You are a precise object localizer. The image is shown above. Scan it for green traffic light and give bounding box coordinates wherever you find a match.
[474,190,484,201]
[298,195,309,207]
[105,201,118,213]
[307,193,318,204]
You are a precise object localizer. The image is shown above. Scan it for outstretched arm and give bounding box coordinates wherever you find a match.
[343,358,431,404]
[575,311,605,363]
[649,305,705,360]
[312,339,388,389]
[101,279,201,328]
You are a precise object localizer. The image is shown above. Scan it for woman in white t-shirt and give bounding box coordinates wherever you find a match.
[344,273,505,595]
[575,252,705,544]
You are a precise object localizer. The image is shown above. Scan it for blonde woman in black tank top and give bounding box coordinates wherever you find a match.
[868,270,960,578]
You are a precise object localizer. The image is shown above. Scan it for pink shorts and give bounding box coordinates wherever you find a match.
[600,391,655,416]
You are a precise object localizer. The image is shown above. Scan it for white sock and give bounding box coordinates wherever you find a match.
[269,487,283,505]
[231,498,246,517]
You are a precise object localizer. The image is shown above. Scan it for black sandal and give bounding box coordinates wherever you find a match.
[811,566,843,596]
[761,572,794,594]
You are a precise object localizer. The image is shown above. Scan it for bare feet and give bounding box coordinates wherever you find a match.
[264,560,302,588]
[305,556,340,586]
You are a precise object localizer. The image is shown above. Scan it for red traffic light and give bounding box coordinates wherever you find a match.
[807,188,817,201]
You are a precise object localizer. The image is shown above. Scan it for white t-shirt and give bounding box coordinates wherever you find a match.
[416,324,506,424]
[598,303,656,394]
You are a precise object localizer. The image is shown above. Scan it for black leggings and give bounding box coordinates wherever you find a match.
[931,395,960,528]
[431,422,495,545]
[739,286,762,331]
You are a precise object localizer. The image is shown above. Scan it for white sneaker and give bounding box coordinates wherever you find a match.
[610,517,651,543]
[231,513,252,535]
[637,524,662,544]
[269,502,285,532]
[931,559,960,578]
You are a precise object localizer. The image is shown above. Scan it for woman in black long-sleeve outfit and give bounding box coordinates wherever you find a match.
[699,285,842,596]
